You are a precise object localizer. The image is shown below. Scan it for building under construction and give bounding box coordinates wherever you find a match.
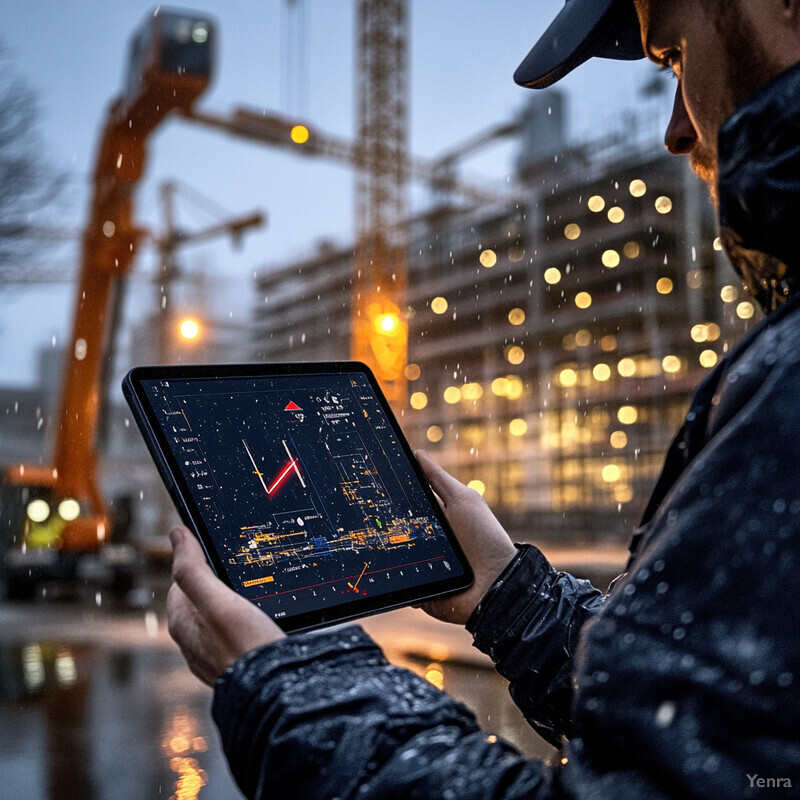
[251,91,756,545]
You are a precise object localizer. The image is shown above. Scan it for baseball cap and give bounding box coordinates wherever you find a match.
[515,0,644,89]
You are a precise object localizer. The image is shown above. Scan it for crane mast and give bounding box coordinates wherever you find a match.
[352,0,410,406]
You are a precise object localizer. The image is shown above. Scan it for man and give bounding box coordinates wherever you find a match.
[167,1,800,796]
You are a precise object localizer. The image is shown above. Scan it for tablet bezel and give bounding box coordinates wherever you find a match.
[123,361,473,633]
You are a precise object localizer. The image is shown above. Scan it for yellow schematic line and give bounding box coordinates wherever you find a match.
[348,561,370,592]
[243,575,275,587]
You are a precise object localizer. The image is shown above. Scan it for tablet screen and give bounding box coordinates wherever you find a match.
[124,363,472,632]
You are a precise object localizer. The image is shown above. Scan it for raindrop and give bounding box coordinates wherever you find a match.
[655,700,676,728]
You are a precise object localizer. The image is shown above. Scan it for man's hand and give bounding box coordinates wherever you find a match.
[166,525,286,686]
[416,450,518,625]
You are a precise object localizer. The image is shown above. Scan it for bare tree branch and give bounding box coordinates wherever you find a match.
[0,42,68,281]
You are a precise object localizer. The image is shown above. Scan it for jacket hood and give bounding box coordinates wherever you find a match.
[717,60,800,314]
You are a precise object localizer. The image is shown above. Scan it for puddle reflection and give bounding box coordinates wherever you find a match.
[0,606,554,799]
[396,652,555,761]
[0,638,240,800]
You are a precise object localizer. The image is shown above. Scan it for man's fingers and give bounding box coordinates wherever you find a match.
[169,525,224,610]
[416,450,465,505]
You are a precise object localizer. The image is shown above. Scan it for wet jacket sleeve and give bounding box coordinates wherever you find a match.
[212,626,565,800]
[466,545,606,746]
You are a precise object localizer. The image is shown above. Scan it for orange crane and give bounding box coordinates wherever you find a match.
[2,9,215,593]
[1,3,510,597]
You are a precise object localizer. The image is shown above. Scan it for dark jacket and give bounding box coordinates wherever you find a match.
[212,66,800,799]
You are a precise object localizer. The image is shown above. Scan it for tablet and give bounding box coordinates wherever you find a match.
[123,362,473,632]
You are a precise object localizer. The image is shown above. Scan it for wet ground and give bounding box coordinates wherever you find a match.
[0,600,558,800]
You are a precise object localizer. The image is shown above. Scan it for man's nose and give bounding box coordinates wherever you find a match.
[665,83,698,155]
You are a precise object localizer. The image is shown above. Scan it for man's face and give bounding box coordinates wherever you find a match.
[635,0,786,198]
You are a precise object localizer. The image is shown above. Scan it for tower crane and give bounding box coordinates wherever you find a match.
[351,0,410,405]
[185,0,514,405]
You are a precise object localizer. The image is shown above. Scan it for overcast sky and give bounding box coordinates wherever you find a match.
[1,1,666,386]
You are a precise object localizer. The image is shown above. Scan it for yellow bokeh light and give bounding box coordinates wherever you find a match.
[610,430,628,449]
[410,392,428,410]
[431,296,448,314]
[509,418,528,437]
[720,285,738,303]
[629,179,647,197]
[443,386,461,404]
[655,195,673,214]
[425,664,445,690]
[602,249,621,268]
[404,363,421,381]
[737,301,755,320]
[602,464,622,483]
[544,267,562,285]
[508,307,526,326]
[426,425,443,443]
[607,206,625,223]
[618,405,638,425]
[179,318,200,340]
[713,237,723,251]
[588,195,606,212]
[601,334,618,352]
[593,363,611,382]
[699,349,718,368]
[290,124,310,144]
[564,223,581,240]
[656,277,674,294]
[467,479,486,496]
[615,484,634,503]
[506,345,525,365]
[575,291,592,309]
[480,249,498,268]
[505,376,524,399]
[461,382,483,401]
[575,329,592,347]
[617,358,637,377]
[623,241,641,259]
[662,355,682,374]
[491,377,510,396]
[378,313,398,333]
[559,368,578,387]
[693,322,721,342]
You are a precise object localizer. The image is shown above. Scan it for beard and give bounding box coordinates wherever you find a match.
[690,144,718,204]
